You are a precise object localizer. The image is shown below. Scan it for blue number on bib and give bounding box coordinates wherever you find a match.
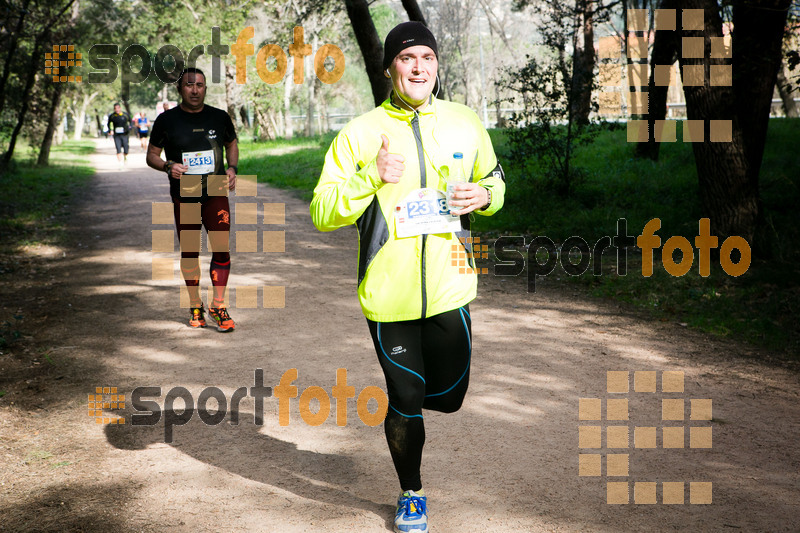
[408,199,443,219]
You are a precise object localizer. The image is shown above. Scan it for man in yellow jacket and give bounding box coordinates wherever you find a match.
[311,21,505,533]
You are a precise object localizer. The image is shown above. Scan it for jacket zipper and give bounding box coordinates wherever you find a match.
[411,112,427,319]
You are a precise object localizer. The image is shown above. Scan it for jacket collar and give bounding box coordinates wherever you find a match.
[382,92,437,121]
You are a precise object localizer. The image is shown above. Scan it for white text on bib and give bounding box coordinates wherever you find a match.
[182,150,215,175]
[395,188,462,238]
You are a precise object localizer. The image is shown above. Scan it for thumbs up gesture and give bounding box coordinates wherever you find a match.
[376,134,405,184]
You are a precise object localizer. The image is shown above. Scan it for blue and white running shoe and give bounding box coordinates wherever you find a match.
[394,489,428,532]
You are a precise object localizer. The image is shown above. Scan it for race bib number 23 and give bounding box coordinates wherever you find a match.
[395,188,462,238]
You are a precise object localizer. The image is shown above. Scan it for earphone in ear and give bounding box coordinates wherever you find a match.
[385,69,391,77]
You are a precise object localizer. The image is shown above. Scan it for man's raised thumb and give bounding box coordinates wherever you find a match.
[380,134,389,152]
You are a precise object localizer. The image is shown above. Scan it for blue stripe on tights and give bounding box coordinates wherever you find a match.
[425,307,471,398]
[388,403,424,419]
[378,323,426,384]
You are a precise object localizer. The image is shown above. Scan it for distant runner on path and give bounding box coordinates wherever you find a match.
[311,21,506,533]
[135,111,151,150]
[107,103,130,170]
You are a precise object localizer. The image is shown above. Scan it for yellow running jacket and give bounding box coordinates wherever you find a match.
[310,96,505,322]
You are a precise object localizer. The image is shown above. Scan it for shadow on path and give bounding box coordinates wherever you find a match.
[104,413,395,529]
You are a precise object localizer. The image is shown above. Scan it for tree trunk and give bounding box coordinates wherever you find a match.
[494,81,504,127]
[38,84,65,166]
[679,0,751,243]
[74,108,86,140]
[276,109,285,138]
[0,0,31,118]
[570,0,595,125]
[775,60,798,117]
[306,39,317,137]
[461,51,471,109]
[678,0,789,251]
[440,69,450,101]
[622,0,645,118]
[775,62,800,118]
[344,0,392,106]
[306,77,316,137]
[2,33,47,167]
[253,103,275,140]
[318,77,329,133]
[239,105,251,128]
[401,0,427,24]
[732,0,790,183]
[284,57,294,138]
[56,112,67,145]
[225,63,237,125]
[731,0,791,254]
[95,114,103,136]
[635,0,678,160]
[122,100,132,121]
[73,90,98,141]
[269,109,281,139]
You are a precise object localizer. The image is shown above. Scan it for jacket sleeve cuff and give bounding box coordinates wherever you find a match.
[362,157,384,190]
[475,179,504,216]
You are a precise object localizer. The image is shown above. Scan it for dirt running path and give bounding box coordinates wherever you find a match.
[1,138,798,532]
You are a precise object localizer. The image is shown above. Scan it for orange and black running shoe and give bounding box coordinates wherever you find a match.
[208,306,235,332]
[189,304,207,328]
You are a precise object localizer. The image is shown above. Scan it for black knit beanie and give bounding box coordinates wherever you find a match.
[382,22,439,70]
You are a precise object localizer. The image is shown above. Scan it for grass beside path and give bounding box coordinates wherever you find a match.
[482,118,799,357]
[237,121,799,357]
[239,134,335,201]
[0,139,95,351]
[0,140,96,252]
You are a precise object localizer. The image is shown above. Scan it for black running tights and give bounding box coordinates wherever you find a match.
[367,305,472,492]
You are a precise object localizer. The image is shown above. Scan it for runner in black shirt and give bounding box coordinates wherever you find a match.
[146,68,239,331]
[107,103,130,169]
